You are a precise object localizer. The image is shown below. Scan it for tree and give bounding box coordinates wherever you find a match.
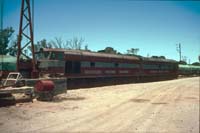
[159,56,166,59]
[39,39,52,49]
[126,48,139,55]
[151,56,159,59]
[35,39,52,51]
[26,39,52,54]
[192,62,200,66]
[50,37,84,50]
[98,47,117,54]
[0,27,14,55]
[8,37,18,56]
[84,44,91,52]
[179,60,187,65]
[117,52,122,55]
[28,37,86,53]
[66,37,84,50]
[50,37,65,49]
[151,56,166,59]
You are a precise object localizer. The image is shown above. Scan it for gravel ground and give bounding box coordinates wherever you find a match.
[0,77,199,133]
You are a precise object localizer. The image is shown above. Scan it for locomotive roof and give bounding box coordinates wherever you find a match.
[41,48,140,61]
[140,57,177,63]
[40,48,177,63]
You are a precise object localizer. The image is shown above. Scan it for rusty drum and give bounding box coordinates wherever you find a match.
[35,80,55,92]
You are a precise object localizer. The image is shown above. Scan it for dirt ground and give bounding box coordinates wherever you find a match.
[0,77,199,133]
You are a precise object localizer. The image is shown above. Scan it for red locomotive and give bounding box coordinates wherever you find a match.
[35,48,178,86]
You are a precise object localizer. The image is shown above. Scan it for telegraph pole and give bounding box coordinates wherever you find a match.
[176,43,182,61]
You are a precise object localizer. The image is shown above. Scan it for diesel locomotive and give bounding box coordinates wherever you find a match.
[35,48,178,82]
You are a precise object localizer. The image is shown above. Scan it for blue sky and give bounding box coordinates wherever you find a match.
[2,0,200,63]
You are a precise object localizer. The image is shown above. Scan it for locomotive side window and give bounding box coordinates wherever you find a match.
[81,61,139,68]
[115,63,119,67]
[50,52,56,59]
[118,63,139,68]
[143,64,159,70]
[90,62,95,67]
[57,52,64,60]
[161,64,174,70]
[81,61,90,67]
[49,52,64,60]
[65,61,81,74]
[35,51,50,60]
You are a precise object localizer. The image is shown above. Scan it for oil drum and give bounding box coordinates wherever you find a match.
[35,80,55,92]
